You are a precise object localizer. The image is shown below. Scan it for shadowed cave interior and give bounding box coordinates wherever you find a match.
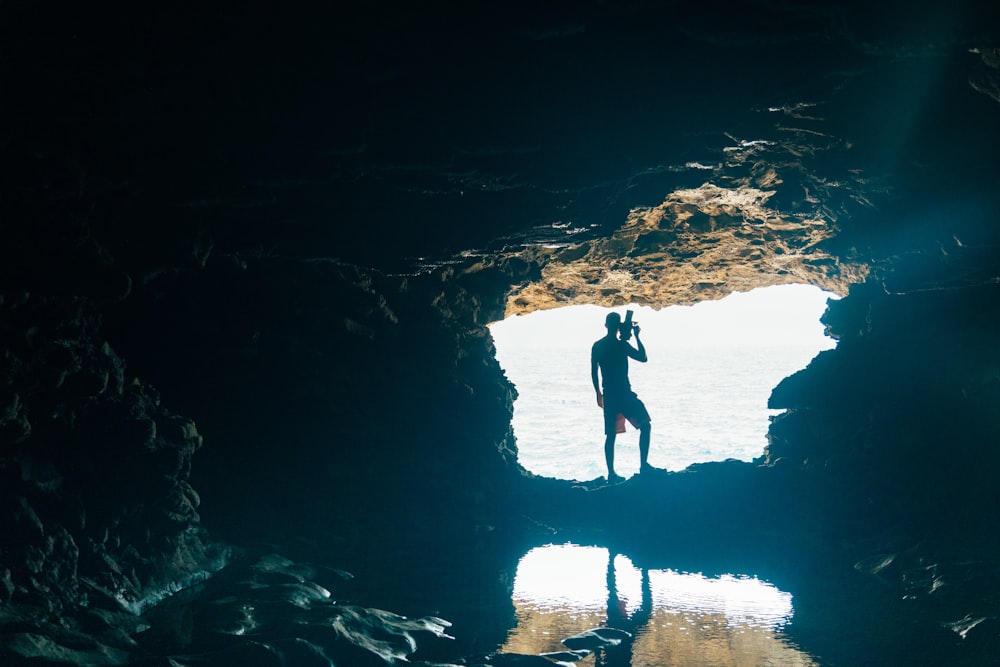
[2,2,1000,666]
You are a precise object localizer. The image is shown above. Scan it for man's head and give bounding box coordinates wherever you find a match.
[605,312,621,331]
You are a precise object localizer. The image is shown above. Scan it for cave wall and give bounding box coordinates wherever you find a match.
[768,278,1000,536]
[2,0,1000,662]
[99,253,535,538]
[0,292,222,621]
[0,242,536,660]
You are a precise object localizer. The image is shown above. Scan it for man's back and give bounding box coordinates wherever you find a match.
[592,336,631,395]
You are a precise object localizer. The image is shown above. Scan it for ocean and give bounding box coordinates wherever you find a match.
[496,343,828,481]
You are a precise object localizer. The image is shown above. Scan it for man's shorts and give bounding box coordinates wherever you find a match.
[603,391,651,436]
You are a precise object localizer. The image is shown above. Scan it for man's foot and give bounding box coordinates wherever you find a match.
[607,472,625,484]
[640,463,659,474]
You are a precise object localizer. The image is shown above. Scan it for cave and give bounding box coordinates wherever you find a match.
[2,2,1000,665]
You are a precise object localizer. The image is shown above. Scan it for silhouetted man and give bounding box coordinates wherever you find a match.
[591,312,652,482]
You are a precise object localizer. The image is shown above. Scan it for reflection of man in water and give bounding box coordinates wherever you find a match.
[591,312,652,482]
[601,550,653,667]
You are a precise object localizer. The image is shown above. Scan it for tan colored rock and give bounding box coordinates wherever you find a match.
[504,185,868,317]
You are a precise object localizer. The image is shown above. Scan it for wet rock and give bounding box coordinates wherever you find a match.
[948,615,1000,653]
[561,627,632,651]
[19,458,64,495]
[0,568,13,603]
[4,629,130,666]
[13,496,44,539]
[483,654,574,666]
[133,552,455,667]
[0,290,219,639]
[539,649,591,662]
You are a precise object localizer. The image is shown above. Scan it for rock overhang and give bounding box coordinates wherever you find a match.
[500,183,868,317]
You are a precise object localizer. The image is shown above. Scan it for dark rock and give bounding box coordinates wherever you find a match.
[4,631,131,666]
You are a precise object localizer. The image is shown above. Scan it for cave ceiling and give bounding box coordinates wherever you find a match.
[1,0,998,312]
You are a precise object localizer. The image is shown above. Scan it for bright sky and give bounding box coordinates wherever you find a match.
[490,284,838,351]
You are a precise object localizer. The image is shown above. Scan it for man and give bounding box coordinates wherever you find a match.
[591,311,652,482]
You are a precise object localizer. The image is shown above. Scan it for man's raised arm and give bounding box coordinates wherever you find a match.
[628,326,648,363]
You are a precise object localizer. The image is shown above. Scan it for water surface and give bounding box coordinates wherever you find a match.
[500,544,818,666]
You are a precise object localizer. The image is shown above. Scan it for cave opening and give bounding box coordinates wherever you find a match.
[490,284,838,481]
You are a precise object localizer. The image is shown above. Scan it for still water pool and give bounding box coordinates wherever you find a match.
[499,543,817,666]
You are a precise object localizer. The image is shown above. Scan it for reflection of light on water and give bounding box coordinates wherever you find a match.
[649,570,792,629]
[502,544,817,667]
[512,545,791,628]
[510,543,610,613]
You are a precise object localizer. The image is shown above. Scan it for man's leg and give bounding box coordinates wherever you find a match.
[639,422,651,470]
[605,433,617,479]
[625,392,653,472]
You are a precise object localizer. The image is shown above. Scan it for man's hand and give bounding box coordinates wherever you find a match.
[633,324,641,338]
[596,392,604,408]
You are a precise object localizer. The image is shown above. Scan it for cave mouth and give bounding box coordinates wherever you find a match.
[490,284,838,481]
